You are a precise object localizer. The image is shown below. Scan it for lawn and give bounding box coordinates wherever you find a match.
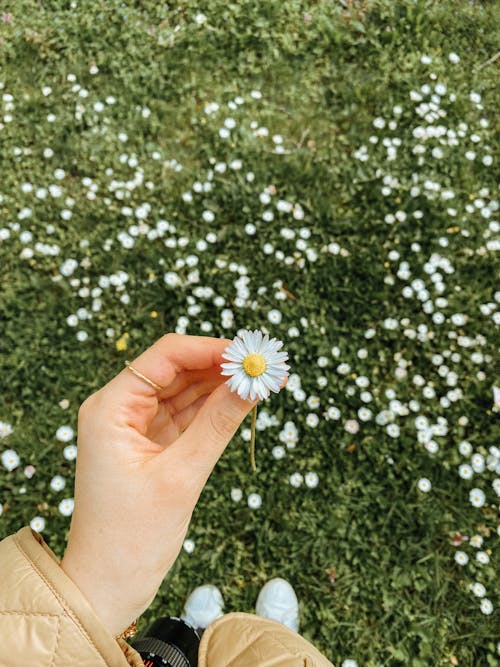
[0,1,499,665]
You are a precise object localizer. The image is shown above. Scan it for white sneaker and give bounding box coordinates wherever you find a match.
[181,584,224,630]
[255,577,300,632]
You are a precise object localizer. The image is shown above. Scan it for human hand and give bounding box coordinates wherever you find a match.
[60,333,263,637]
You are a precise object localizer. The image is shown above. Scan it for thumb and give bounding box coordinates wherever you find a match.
[175,381,259,469]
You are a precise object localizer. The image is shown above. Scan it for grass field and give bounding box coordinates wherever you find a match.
[0,1,499,665]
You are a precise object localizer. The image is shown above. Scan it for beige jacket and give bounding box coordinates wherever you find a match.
[0,526,333,666]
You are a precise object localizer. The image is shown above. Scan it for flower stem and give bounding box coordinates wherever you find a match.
[250,404,258,472]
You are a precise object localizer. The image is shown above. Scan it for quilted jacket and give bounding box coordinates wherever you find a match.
[0,526,333,666]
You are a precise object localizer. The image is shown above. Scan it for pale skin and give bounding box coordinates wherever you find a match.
[60,333,286,637]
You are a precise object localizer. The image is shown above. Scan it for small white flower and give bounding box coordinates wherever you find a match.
[476,551,490,565]
[0,421,14,438]
[480,598,493,615]
[458,464,473,480]
[58,498,74,516]
[247,493,262,509]
[220,330,289,401]
[272,445,286,460]
[267,309,282,324]
[50,475,66,492]
[63,444,77,460]
[469,488,486,508]
[30,517,46,532]
[470,535,483,549]
[417,478,431,493]
[306,413,319,428]
[305,472,319,488]
[231,488,243,502]
[386,423,400,438]
[471,454,485,473]
[56,425,74,442]
[164,271,180,287]
[1,449,20,471]
[183,539,195,553]
[342,660,358,667]
[472,582,486,597]
[289,472,303,488]
[454,551,469,566]
[459,441,473,456]
[345,419,359,434]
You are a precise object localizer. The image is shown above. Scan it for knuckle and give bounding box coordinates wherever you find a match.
[161,332,178,345]
[78,392,99,420]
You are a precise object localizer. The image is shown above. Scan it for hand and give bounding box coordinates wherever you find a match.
[60,333,260,636]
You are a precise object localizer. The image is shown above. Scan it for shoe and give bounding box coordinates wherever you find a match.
[181,584,224,630]
[255,577,300,632]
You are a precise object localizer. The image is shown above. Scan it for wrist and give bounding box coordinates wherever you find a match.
[60,551,155,637]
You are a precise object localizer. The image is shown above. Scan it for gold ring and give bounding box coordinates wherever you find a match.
[124,360,164,392]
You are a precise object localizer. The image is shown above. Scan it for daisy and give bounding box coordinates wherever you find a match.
[417,478,432,493]
[476,551,490,565]
[290,472,303,488]
[1,449,20,471]
[454,551,469,566]
[221,329,289,402]
[50,475,66,491]
[469,488,486,508]
[231,488,243,502]
[30,517,46,532]
[480,599,493,615]
[56,425,74,442]
[305,472,319,488]
[58,498,74,516]
[247,493,262,509]
[183,539,195,553]
[472,582,486,597]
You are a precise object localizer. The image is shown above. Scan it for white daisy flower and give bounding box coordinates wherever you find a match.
[30,517,46,533]
[183,539,195,553]
[305,472,319,488]
[63,444,77,461]
[231,488,243,502]
[272,445,286,460]
[469,488,486,508]
[472,582,486,598]
[470,535,483,549]
[50,475,66,492]
[289,472,303,488]
[220,329,289,401]
[480,599,493,615]
[417,478,432,493]
[454,551,468,566]
[1,449,20,471]
[56,425,74,442]
[0,421,13,438]
[247,493,262,509]
[476,551,490,565]
[58,498,74,516]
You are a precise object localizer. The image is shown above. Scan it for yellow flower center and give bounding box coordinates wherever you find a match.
[242,353,267,377]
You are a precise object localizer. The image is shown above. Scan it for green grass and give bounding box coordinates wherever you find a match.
[1,1,499,665]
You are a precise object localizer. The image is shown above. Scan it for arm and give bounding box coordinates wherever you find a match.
[59,333,258,637]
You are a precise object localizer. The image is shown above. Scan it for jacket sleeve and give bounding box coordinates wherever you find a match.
[0,526,144,667]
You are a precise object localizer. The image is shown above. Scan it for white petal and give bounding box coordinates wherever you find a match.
[257,333,270,353]
[254,376,270,399]
[232,336,249,356]
[237,375,251,400]
[262,372,281,392]
[222,348,245,362]
[220,361,242,371]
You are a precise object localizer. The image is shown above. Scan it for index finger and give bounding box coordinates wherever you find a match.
[98,334,232,430]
